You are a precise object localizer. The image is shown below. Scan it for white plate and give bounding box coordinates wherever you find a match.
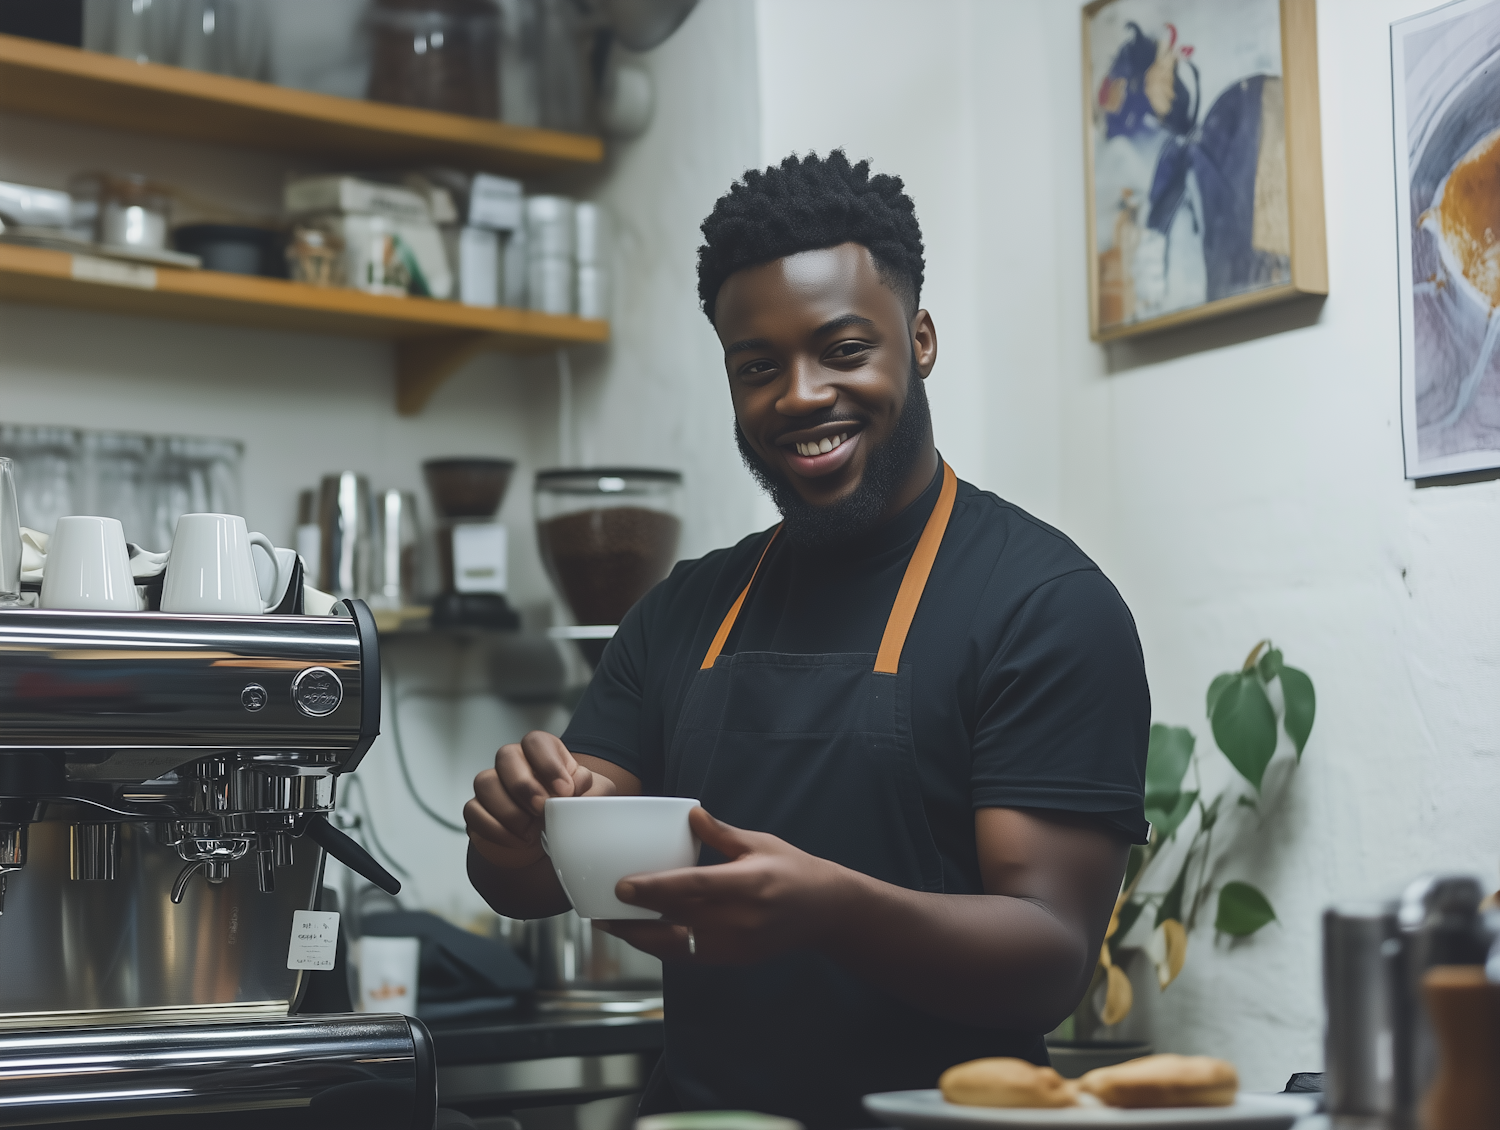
[863,1091,1316,1130]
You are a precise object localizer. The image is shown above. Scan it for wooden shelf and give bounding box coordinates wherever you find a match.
[0,34,603,175]
[0,244,609,414]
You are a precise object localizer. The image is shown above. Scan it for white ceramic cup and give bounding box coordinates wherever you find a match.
[161,513,283,615]
[39,515,140,611]
[542,796,700,920]
[357,935,420,1017]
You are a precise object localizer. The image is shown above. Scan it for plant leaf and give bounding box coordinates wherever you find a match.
[1145,724,1195,812]
[1280,665,1316,760]
[1146,789,1198,841]
[1206,672,1235,719]
[1100,962,1133,1026]
[1256,647,1283,682]
[1215,881,1277,936]
[1210,674,1278,790]
[1155,919,1187,988]
[1155,858,1190,928]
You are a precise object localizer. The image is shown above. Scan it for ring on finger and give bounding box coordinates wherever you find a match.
[687,927,696,956]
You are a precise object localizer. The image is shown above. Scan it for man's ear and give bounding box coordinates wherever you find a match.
[911,309,938,379]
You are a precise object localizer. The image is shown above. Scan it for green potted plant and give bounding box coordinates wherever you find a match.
[1047,641,1316,1075]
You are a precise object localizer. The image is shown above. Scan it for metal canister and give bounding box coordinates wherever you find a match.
[373,489,421,609]
[317,472,373,598]
[523,910,662,992]
[1324,902,1402,1119]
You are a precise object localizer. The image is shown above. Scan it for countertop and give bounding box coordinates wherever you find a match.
[427,1009,664,1067]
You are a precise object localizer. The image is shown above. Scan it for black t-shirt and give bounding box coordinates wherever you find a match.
[564,464,1152,871]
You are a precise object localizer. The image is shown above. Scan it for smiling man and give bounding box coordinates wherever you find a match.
[465,152,1150,1128]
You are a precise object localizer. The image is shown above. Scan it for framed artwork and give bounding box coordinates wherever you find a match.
[1081,0,1327,341]
[1393,0,1500,480]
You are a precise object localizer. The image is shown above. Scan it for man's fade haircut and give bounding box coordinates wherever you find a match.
[696,150,925,326]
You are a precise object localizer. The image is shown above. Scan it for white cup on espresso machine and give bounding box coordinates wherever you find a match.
[160,513,284,615]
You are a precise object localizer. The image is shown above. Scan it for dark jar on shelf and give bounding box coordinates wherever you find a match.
[367,0,500,119]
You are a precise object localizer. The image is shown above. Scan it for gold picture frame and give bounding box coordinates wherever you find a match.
[1081,0,1327,342]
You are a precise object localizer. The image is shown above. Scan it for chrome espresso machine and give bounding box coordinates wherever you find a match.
[0,600,437,1129]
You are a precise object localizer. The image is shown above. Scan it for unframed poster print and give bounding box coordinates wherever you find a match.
[1393,0,1500,479]
[1082,0,1325,340]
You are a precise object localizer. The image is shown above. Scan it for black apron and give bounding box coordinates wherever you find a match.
[642,463,1045,1128]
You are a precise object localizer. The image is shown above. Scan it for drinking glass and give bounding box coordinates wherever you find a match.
[83,0,178,65]
[144,436,243,553]
[85,431,149,547]
[4,426,77,535]
[0,458,21,606]
[174,0,270,79]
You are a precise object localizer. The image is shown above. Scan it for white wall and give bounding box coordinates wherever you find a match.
[755,0,996,508]
[1032,0,1500,1090]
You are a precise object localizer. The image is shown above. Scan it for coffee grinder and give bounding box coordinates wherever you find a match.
[423,458,519,630]
[0,600,437,1129]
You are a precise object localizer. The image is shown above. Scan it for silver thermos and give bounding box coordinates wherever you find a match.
[1323,875,1488,1127]
[1323,902,1401,1120]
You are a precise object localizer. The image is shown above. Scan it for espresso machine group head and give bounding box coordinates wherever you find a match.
[0,599,396,917]
[0,600,436,1128]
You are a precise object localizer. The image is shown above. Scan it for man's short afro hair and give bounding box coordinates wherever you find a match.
[696,150,924,325]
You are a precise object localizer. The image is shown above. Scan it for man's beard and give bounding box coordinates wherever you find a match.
[735,367,932,550]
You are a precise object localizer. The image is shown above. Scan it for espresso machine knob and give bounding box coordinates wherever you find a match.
[291,667,343,717]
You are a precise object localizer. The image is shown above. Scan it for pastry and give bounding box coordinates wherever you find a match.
[939,1058,1077,1108]
[1078,1053,1238,1108]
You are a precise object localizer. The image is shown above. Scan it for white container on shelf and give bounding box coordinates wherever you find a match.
[321,214,453,300]
[454,226,500,307]
[527,256,572,315]
[502,226,528,308]
[573,202,605,265]
[524,195,574,260]
[468,174,523,232]
[284,176,431,222]
[576,264,608,319]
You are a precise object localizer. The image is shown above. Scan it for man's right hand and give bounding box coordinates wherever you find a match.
[464,730,617,870]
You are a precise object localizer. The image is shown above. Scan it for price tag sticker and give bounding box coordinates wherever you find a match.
[287,910,340,970]
[71,254,157,290]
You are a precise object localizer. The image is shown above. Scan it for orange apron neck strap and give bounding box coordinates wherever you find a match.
[700,526,781,670]
[874,461,957,674]
[697,461,956,674]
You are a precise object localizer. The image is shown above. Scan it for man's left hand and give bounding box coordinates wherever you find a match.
[597,806,848,964]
